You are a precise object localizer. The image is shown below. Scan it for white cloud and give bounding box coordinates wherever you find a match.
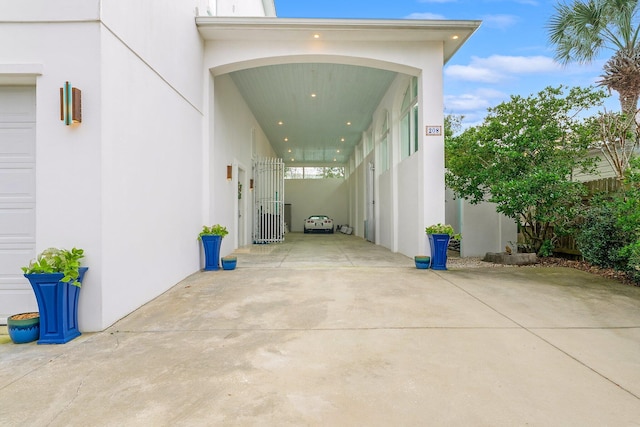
[481,14,518,30]
[444,89,506,112]
[446,65,502,83]
[445,55,561,82]
[405,12,446,19]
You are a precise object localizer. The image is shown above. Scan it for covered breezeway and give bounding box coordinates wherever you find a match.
[198,17,481,259]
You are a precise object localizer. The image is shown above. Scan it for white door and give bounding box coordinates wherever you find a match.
[0,86,37,323]
[366,161,375,242]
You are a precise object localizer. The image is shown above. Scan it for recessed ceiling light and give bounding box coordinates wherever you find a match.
[452,35,459,40]
[346,121,352,126]
[291,158,295,162]
[340,137,345,142]
[284,137,288,142]
[337,149,340,153]
[278,121,284,125]
[311,93,317,98]
[313,34,320,39]
[288,149,292,153]
[333,158,337,162]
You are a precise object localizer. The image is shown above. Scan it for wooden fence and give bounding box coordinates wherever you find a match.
[525,177,622,258]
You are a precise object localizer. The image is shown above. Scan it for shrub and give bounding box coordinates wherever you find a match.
[576,203,628,269]
[619,241,640,283]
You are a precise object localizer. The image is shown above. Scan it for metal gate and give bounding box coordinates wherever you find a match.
[253,157,285,244]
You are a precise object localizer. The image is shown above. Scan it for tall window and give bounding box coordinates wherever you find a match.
[365,129,374,156]
[400,77,419,160]
[379,111,390,172]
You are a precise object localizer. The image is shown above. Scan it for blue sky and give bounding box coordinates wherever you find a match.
[274,0,618,128]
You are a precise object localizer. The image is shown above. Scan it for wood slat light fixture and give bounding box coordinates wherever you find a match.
[60,81,81,125]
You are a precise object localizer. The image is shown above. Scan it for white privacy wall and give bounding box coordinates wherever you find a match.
[285,179,349,232]
[444,191,517,257]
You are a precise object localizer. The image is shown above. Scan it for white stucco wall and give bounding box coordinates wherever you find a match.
[0,0,100,21]
[209,73,275,253]
[214,0,272,17]
[285,179,348,232]
[0,0,212,330]
[377,171,393,250]
[101,0,208,110]
[0,20,104,328]
[95,0,209,329]
[100,28,204,329]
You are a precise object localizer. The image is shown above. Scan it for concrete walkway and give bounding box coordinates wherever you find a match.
[1,233,640,426]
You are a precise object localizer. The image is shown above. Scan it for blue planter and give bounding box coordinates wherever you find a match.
[7,313,40,344]
[24,267,88,344]
[201,235,223,271]
[428,234,451,270]
[222,256,237,270]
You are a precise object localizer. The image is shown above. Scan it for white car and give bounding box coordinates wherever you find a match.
[304,215,334,233]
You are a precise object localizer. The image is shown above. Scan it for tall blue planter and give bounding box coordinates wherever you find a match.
[428,234,451,270]
[24,267,88,344]
[201,235,222,271]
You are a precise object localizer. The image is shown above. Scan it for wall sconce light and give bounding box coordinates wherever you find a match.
[60,81,81,125]
[249,179,254,190]
[227,165,232,181]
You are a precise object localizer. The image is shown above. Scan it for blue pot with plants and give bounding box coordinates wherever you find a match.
[22,247,88,344]
[222,256,237,270]
[414,256,431,269]
[199,224,229,271]
[425,224,460,271]
[7,312,40,344]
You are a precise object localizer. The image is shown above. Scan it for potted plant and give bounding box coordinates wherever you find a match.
[7,312,40,344]
[425,224,460,270]
[21,247,88,344]
[198,224,229,271]
[222,255,237,270]
[414,255,431,269]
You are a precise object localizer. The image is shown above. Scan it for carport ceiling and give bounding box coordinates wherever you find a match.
[229,63,397,166]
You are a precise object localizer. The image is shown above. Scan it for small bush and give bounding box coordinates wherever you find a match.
[620,240,640,283]
[576,204,628,269]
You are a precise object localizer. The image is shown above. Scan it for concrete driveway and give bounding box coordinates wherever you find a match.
[1,233,640,426]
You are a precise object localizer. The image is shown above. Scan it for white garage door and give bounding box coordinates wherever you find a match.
[0,86,37,323]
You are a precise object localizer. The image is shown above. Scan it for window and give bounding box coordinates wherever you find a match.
[365,130,373,156]
[379,110,390,172]
[400,77,419,160]
[284,166,345,179]
[380,137,389,172]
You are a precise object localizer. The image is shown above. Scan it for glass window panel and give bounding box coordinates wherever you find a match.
[401,113,410,159]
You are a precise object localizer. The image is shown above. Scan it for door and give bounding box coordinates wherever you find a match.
[0,86,37,322]
[365,161,375,242]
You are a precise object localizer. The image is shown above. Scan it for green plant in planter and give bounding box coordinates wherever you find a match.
[198,224,229,240]
[425,223,461,239]
[21,247,85,287]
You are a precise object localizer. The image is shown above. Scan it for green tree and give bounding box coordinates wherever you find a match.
[322,167,345,178]
[445,86,606,253]
[444,114,464,140]
[547,0,640,118]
